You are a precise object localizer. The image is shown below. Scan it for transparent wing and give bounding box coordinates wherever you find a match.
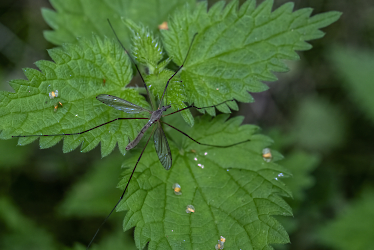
[154,121,172,170]
[96,94,151,114]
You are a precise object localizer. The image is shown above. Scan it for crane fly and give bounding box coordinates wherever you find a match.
[12,20,251,248]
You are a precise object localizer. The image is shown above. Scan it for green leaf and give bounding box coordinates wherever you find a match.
[0,35,150,157]
[42,0,196,46]
[145,69,195,127]
[124,18,194,126]
[117,115,292,250]
[317,189,374,250]
[330,46,374,123]
[162,0,341,115]
[124,19,164,70]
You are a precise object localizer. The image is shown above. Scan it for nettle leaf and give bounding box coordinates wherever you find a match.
[162,0,341,115]
[117,115,292,250]
[42,0,196,46]
[125,19,164,69]
[0,35,150,157]
[125,18,194,126]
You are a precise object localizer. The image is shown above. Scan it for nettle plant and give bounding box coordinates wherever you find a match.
[0,0,340,249]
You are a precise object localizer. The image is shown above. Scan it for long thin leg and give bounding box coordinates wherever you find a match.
[161,121,250,148]
[12,117,149,138]
[163,99,235,117]
[86,125,156,249]
[107,19,155,111]
[158,33,198,109]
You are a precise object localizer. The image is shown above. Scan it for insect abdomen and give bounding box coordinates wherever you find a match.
[126,122,152,150]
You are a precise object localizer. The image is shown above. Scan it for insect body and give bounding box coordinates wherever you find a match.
[96,93,173,169]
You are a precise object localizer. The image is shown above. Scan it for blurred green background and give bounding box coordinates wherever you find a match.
[0,0,373,249]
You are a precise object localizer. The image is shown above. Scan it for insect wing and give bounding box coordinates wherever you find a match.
[154,122,172,170]
[96,94,151,114]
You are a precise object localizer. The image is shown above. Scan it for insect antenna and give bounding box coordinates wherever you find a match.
[107,19,155,110]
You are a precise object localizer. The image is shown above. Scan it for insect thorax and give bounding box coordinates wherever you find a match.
[149,105,170,123]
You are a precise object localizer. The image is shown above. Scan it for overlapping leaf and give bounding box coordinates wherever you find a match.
[124,19,194,126]
[162,0,341,115]
[0,35,150,157]
[42,0,196,46]
[117,115,292,250]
